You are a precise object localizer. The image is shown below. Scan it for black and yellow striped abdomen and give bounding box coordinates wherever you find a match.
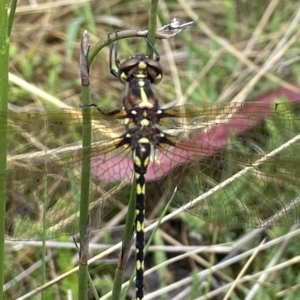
[133,141,151,300]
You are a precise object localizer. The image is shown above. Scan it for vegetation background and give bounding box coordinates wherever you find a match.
[3,0,300,299]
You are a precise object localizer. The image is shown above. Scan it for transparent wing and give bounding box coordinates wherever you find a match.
[4,101,300,239]
[161,102,300,227]
[93,101,300,227]
[6,109,131,239]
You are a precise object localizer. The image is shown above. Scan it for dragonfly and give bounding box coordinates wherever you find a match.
[5,40,300,299]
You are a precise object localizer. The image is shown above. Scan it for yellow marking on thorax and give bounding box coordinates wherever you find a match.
[138,137,150,144]
[138,82,153,108]
[140,119,150,126]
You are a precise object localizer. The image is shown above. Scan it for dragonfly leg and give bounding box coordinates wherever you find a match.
[144,37,160,61]
[80,103,124,117]
[108,32,121,79]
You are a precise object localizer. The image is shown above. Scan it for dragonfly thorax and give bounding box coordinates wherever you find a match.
[123,77,160,110]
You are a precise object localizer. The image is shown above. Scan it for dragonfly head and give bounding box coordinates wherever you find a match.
[118,55,163,85]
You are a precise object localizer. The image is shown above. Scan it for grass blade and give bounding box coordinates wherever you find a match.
[0,1,9,299]
[78,32,92,300]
